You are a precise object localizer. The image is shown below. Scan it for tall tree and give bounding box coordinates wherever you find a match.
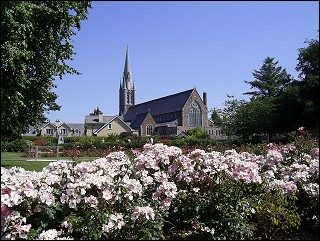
[1,1,92,140]
[244,57,293,98]
[242,57,294,140]
[277,34,319,134]
[295,34,319,133]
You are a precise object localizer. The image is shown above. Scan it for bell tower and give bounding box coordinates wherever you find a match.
[119,46,136,116]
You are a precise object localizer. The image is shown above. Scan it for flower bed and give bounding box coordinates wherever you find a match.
[1,142,319,240]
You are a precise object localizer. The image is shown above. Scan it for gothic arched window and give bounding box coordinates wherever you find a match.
[188,100,202,127]
[146,124,153,136]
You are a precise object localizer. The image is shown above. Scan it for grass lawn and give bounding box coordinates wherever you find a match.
[1,152,101,172]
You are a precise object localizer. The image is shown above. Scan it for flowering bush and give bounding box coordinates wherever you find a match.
[1,142,319,240]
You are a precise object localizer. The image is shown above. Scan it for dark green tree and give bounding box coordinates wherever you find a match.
[89,107,103,116]
[242,57,294,140]
[295,34,319,133]
[244,57,293,98]
[1,1,92,140]
[237,97,277,139]
[275,33,319,135]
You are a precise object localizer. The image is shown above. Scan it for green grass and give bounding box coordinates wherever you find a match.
[1,152,26,159]
[1,152,101,172]
[1,160,53,172]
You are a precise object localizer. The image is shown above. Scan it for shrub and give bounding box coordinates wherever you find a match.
[1,139,29,152]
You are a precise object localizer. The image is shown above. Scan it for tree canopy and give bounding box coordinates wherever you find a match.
[244,57,293,98]
[216,32,319,140]
[1,1,92,141]
[89,107,103,116]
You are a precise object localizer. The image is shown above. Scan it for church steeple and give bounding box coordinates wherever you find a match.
[119,46,136,116]
[123,46,131,79]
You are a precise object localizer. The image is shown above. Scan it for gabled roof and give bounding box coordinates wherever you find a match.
[40,122,55,130]
[94,116,133,134]
[65,123,85,133]
[124,88,195,122]
[57,123,74,130]
[129,112,149,129]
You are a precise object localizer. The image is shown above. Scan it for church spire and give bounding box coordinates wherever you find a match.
[124,45,131,79]
[119,46,136,116]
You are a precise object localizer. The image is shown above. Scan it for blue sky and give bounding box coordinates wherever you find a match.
[45,1,319,123]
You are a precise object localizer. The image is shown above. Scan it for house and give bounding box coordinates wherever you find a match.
[84,114,136,136]
[39,120,85,137]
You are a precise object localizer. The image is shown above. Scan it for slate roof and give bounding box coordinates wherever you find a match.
[124,88,194,122]
[84,115,114,124]
[129,112,149,129]
[66,124,86,133]
[156,119,179,127]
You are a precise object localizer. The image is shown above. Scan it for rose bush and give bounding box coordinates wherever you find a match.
[1,142,319,240]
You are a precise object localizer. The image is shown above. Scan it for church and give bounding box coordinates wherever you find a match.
[29,47,226,139]
[118,47,226,139]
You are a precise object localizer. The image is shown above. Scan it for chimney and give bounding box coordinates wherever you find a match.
[55,119,61,127]
[98,114,103,122]
[203,92,207,107]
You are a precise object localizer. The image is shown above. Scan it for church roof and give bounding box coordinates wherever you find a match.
[124,88,195,122]
[129,112,149,129]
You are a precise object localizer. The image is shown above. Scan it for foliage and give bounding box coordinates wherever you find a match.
[244,57,293,98]
[275,34,319,134]
[215,95,247,137]
[89,107,103,116]
[218,33,319,139]
[294,34,319,133]
[2,139,318,240]
[1,1,92,141]
[1,139,29,152]
[210,108,223,126]
[186,127,209,139]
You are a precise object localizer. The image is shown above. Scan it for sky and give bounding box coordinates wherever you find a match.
[45,1,319,123]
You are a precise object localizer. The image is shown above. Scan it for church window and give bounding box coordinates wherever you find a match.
[146,124,153,136]
[188,100,202,127]
[127,92,130,103]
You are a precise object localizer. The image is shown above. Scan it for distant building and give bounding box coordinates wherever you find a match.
[39,120,85,137]
[24,47,228,140]
[84,114,136,136]
[118,47,227,139]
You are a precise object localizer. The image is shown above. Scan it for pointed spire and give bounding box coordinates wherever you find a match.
[124,45,131,78]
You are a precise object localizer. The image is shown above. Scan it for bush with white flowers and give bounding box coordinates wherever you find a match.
[1,142,318,240]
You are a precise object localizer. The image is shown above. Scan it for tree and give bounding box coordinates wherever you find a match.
[210,108,223,126]
[1,1,92,140]
[275,33,319,135]
[295,34,319,133]
[242,57,294,140]
[89,107,103,116]
[218,95,248,138]
[244,57,293,98]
